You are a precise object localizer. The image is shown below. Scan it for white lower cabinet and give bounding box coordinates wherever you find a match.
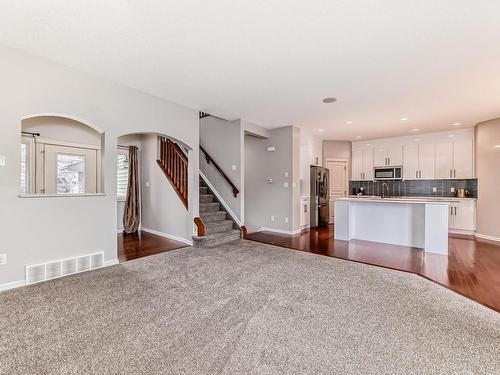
[448,200,476,233]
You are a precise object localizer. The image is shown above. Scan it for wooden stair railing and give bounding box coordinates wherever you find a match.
[157,136,188,209]
[200,145,239,198]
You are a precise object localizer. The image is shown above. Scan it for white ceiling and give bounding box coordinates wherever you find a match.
[1,0,499,140]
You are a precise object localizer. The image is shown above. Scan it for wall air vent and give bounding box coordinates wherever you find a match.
[25,252,105,285]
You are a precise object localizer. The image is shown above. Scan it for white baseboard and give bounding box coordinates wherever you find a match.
[449,229,475,236]
[259,227,302,235]
[0,257,120,294]
[0,279,26,293]
[475,232,500,244]
[141,227,193,246]
[199,171,242,227]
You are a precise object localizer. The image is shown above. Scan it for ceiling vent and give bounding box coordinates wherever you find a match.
[25,252,104,285]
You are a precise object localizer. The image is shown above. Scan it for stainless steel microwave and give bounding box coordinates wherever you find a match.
[374,166,402,180]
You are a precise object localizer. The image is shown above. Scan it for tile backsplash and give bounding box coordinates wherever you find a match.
[349,179,477,198]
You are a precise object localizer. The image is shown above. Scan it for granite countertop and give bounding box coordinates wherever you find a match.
[338,195,476,203]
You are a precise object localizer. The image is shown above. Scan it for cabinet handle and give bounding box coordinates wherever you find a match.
[419,170,422,178]
[454,169,456,178]
[454,207,457,215]
[416,170,418,178]
[450,206,453,216]
[450,169,452,178]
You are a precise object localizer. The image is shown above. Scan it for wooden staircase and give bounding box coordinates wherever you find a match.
[157,136,188,208]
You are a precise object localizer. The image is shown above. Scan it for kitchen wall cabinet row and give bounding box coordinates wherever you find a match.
[352,131,474,181]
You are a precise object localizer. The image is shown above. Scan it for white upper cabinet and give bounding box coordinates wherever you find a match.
[352,149,373,180]
[403,144,419,180]
[418,143,436,179]
[436,140,473,179]
[374,146,402,166]
[352,129,474,181]
[435,142,453,179]
[453,139,473,179]
[404,143,436,180]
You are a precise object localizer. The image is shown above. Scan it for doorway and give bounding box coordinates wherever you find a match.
[325,159,348,224]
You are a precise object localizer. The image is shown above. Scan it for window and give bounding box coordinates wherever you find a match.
[117,153,129,200]
[20,143,27,194]
[56,153,86,194]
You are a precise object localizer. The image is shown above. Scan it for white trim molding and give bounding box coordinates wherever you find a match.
[199,171,242,227]
[259,227,302,235]
[0,280,26,293]
[475,232,500,244]
[141,227,193,246]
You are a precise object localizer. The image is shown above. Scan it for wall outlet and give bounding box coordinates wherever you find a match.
[232,165,237,171]
[0,254,6,265]
[284,171,288,177]
[450,187,455,193]
[285,217,289,223]
[0,155,5,167]
[432,187,437,192]
[270,215,275,222]
[145,181,150,188]
[267,146,276,152]
[283,182,289,188]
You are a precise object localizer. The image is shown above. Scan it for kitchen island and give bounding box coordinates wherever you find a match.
[334,197,449,254]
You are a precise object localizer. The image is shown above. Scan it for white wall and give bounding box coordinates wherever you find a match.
[475,119,500,241]
[0,45,199,287]
[200,116,243,223]
[244,126,300,233]
[22,116,102,147]
[140,135,190,240]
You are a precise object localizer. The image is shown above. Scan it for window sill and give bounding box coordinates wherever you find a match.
[19,193,107,198]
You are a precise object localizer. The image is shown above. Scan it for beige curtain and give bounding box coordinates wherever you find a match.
[123,146,140,234]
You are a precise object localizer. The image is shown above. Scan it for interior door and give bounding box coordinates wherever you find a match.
[44,144,98,194]
[418,143,435,179]
[453,139,473,179]
[327,160,347,223]
[403,144,419,180]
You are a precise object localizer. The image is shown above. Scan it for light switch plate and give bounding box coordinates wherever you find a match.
[270,216,275,222]
[232,165,237,171]
[267,146,276,152]
[0,155,5,166]
[283,182,289,188]
[284,172,288,177]
[284,217,289,223]
[0,254,6,265]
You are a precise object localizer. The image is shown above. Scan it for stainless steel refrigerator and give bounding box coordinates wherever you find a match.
[310,166,330,227]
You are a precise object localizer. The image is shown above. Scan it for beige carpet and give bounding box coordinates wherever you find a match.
[1,240,499,374]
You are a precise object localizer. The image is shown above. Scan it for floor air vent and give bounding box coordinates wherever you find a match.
[25,252,105,285]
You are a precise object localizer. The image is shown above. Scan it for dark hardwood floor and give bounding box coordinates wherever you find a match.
[117,230,187,262]
[246,225,500,312]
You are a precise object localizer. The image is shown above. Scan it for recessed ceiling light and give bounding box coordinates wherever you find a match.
[355,136,362,139]
[494,145,500,148]
[322,97,337,103]
[411,128,420,132]
[346,121,353,124]
[415,139,421,142]
[318,129,325,132]
[448,135,455,138]
[366,144,371,146]
[453,122,462,126]
[400,117,409,121]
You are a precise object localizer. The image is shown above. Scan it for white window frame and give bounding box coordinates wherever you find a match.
[21,135,36,194]
[117,149,129,202]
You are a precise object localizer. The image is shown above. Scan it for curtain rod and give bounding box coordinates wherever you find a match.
[118,145,140,150]
[21,131,40,137]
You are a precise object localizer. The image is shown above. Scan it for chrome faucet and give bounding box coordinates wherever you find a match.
[381,183,389,198]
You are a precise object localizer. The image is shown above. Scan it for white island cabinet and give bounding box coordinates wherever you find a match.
[334,197,449,254]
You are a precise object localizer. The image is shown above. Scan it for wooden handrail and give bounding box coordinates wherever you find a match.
[240,225,247,239]
[157,137,188,209]
[200,145,239,198]
[194,217,205,237]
